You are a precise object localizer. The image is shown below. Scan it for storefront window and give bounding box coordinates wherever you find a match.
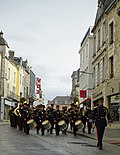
[110,95,119,121]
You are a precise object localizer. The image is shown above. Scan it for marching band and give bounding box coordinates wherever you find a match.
[9,98,112,150]
[9,100,92,136]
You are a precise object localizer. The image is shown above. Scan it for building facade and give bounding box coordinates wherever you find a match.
[92,0,120,122]
[0,32,37,120]
[79,27,93,108]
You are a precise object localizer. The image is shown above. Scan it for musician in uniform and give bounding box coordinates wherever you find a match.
[9,106,15,127]
[49,104,55,134]
[17,104,23,131]
[68,103,74,130]
[54,105,62,135]
[34,104,42,134]
[70,104,81,136]
[21,103,30,134]
[40,104,46,135]
[81,105,87,133]
[92,99,112,150]
[85,106,93,134]
[61,107,69,134]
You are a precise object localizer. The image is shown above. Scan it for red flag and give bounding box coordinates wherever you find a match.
[80,90,86,98]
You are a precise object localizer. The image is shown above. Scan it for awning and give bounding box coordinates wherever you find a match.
[80,98,91,104]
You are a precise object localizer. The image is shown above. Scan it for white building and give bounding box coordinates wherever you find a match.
[79,27,93,107]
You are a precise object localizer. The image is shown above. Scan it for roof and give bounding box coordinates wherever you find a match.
[94,0,116,29]
[0,31,9,48]
[52,96,71,105]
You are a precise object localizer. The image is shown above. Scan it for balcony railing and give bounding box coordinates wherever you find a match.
[7,90,20,101]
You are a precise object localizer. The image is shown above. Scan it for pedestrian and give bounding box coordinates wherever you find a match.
[92,99,112,150]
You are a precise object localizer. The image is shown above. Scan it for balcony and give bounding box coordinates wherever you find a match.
[7,90,20,101]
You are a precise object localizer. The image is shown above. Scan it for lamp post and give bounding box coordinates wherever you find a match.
[80,71,93,76]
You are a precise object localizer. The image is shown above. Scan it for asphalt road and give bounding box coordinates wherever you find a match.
[0,125,120,155]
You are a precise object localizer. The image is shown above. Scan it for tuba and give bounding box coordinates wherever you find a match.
[14,103,21,117]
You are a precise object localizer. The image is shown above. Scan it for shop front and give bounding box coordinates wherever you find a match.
[106,82,120,122]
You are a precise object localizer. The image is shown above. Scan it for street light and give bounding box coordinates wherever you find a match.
[80,71,93,75]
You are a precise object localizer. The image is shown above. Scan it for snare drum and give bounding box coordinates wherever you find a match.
[27,119,37,130]
[42,120,51,130]
[75,120,83,130]
[58,120,67,131]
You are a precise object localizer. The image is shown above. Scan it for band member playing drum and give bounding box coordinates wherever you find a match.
[34,104,43,134]
[54,105,62,135]
[61,107,69,134]
[49,104,55,134]
[85,106,93,134]
[40,105,46,135]
[68,103,74,130]
[70,104,81,136]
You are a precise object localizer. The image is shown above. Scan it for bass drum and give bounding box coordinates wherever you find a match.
[58,120,67,131]
[27,119,37,130]
[42,120,51,130]
[75,120,83,130]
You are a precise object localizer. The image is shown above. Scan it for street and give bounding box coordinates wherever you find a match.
[0,125,120,155]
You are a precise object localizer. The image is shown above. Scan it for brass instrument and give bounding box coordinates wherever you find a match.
[14,104,21,117]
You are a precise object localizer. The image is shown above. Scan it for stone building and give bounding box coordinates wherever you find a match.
[79,27,93,108]
[92,0,120,121]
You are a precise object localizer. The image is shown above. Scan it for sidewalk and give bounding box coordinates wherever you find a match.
[67,123,120,145]
[0,120,10,126]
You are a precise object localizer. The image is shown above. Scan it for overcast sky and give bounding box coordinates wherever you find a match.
[0,0,97,103]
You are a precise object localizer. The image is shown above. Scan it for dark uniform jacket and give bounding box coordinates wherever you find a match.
[93,106,112,127]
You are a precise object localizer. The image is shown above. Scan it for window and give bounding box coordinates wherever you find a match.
[20,74,22,84]
[86,44,88,57]
[98,29,100,50]
[14,72,16,84]
[8,68,10,80]
[109,56,114,78]
[102,21,106,44]
[7,83,10,96]
[83,49,85,62]
[80,53,82,66]
[93,36,96,56]
[109,22,114,44]
[102,57,105,81]
[93,67,95,87]
[97,63,100,84]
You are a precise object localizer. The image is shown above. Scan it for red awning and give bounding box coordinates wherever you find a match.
[80,98,91,104]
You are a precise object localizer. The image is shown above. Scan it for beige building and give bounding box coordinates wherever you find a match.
[0,32,36,120]
[79,27,93,107]
[92,0,120,122]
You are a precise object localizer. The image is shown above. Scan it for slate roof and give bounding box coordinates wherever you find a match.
[52,96,71,105]
[94,0,116,25]
[0,31,9,48]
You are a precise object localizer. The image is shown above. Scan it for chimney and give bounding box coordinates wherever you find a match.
[0,31,4,37]
[8,50,15,59]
